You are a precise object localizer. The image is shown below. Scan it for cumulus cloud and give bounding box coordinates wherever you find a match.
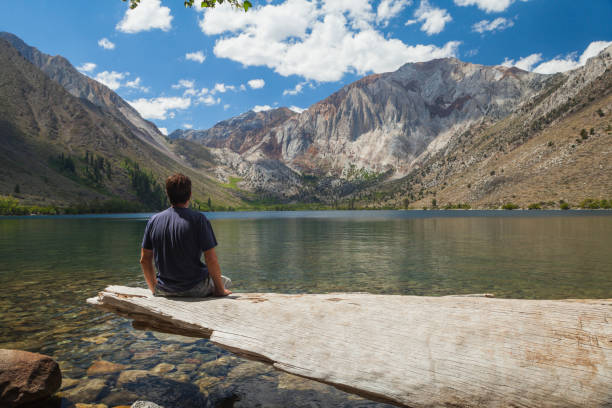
[98,38,115,50]
[472,17,514,33]
[501,53,541,71]
[283,82,305,96]
[211,83,236,94]
[253,105,273,112]
[376,0,411,26]
[406,0,452,36]
[77,62,97,73]
[125,77,149,92]
[95,71,126,90]
[197,0,459,82]
[248,78,265,89]
[454,0,518,13]
[128,96,191,120]
[172,79,196,89]
[185,51,206,63]
[198,95,221,106]
[183,123,193,129]
[224,104,231,110]
[289,105,306,113]
[501,41,612,74]
[158,127,168,135]
[116,0,173,33]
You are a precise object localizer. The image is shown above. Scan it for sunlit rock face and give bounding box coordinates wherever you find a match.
[175,58,548,194]
[170,46,612,198]
[272,58,547,176]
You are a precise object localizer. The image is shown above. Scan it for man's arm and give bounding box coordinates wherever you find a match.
[204,248,231,296]
[140,248,156,293]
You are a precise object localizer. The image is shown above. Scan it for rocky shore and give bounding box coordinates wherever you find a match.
[1,330,393,408]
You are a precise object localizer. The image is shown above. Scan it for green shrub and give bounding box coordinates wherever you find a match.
[579,198,612,209]
[560,202,570,210]
[580,129,588,139]
[528,203,541,210]
[502,202,519,210]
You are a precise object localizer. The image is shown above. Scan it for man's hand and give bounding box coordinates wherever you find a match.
[140,248,156,294]
[204,248,231,296]
[214,288,232,297]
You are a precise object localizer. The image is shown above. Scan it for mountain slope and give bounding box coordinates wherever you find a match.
[173,47,611,208]
[0,32,174,160]
[0,37,241,210]
[364,45,612,209]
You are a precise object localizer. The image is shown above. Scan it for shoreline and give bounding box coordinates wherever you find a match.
[2,208,612,220]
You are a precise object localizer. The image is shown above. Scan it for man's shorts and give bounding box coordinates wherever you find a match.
[154,275,232,297]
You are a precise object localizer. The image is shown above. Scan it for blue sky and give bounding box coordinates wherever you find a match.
[1,0,610,134]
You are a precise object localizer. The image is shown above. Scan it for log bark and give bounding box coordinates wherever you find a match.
[87,286,612,408]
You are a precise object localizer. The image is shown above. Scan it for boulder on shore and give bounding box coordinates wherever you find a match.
[0,349,62,407]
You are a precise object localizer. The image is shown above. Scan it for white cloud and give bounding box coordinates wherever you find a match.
[253,105,273,112]
[248,78,265,89]
[183,123,193,129]
[95,71,126,90]
[98,38,115,50]
[211,83,236,94]
[77,62,97,73]
[501,41,612,74]
[408,0,452,36]
[128,96,191,120]
[501,53,541,71]
[198,0,459,82]
[454,0,517,13]
[239,84,247,91]
[224,104,231,110]
[289,105,306,113]
[185,51,206,63]
[172,79,195,89]
[376,0,411,26]
[283,82,305,95]
[198,95,221,106]
[116,0,173,33]
[472,17,514,33]
[125,77,149,92]
[158,127,168,135]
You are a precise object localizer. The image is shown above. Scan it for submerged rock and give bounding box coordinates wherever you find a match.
[86,360,127,376]
[62,378,108,403]
[74,403,108,408]
[131,401,164,408]
[150,363,175,375]
[0,349,62,407]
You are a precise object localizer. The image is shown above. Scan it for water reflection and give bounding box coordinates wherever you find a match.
[0,211,611,407]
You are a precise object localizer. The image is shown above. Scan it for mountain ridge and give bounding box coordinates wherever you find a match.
[0,35,243,211]
[171,46,611,208]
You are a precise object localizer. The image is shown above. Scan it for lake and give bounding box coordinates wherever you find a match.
[1,210,611,407]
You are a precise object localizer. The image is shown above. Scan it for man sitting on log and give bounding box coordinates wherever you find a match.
[139,173,232,297]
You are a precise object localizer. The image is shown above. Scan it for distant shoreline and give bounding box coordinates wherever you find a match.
[2,208,612,220]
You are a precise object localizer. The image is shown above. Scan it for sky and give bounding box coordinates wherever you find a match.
[1,0,610,135]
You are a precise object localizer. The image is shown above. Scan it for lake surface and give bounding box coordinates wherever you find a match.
[1,210,611,407]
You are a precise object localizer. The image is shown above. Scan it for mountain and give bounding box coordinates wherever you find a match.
[0,32,174,159]
[172,47,612,208]
[0,35,241,211]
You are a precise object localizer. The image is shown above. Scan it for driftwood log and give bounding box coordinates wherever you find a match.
[87,286,612,408]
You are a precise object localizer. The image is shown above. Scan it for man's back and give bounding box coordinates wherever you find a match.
[142,207,217,292]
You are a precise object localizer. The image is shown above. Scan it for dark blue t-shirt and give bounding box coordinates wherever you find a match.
[141,207,217,292]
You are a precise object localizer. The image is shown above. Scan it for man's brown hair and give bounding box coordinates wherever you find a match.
[166,173,191,205]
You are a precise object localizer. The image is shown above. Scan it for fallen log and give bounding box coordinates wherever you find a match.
[87,286,612,408]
